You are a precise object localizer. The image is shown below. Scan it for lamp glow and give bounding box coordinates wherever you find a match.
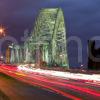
[0,26,5,37]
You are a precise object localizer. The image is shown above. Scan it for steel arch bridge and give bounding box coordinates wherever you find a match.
[26,8,69,68]
[9,8,69,68]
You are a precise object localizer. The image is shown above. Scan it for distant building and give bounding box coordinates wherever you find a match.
[88,40,100,70]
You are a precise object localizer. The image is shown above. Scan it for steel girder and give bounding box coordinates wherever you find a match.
[28,8,69,68]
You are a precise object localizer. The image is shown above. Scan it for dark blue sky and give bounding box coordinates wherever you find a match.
[0,0,100,67]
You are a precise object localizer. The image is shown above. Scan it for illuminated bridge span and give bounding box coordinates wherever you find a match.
[9,8,69,68]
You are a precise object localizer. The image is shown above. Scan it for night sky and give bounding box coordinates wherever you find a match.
[0,0,100,67]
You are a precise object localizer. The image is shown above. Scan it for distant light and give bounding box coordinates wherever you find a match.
[9,46,13,48]
[0,56,3,59]
[81,64,83,67]
[59,54,64,58]
[0,26,5,37]
[0,28,4,33]
[60,54,63,57]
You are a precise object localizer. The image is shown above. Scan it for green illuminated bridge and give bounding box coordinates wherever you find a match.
[9,8,69,68]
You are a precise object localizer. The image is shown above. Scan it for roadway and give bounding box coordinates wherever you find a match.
[0,73,68,100]
[0,65,100,100]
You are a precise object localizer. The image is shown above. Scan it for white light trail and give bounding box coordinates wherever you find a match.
[18,65,100,83]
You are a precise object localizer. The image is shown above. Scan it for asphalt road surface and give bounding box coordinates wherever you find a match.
[0,65,100,100]
[0,73,68,100]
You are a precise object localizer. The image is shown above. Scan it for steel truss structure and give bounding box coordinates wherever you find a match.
[9,8,69,68]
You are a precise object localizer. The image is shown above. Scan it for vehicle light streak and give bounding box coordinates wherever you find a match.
[20,73,100,97]
[0,68,81,100]
[18,66,100,82]
[24,73,100,90]
[0,65,100,100]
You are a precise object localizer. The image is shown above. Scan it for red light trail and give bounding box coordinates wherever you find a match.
[0,65,100,100]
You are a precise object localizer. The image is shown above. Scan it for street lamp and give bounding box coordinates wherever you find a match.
[0,26,5,37]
